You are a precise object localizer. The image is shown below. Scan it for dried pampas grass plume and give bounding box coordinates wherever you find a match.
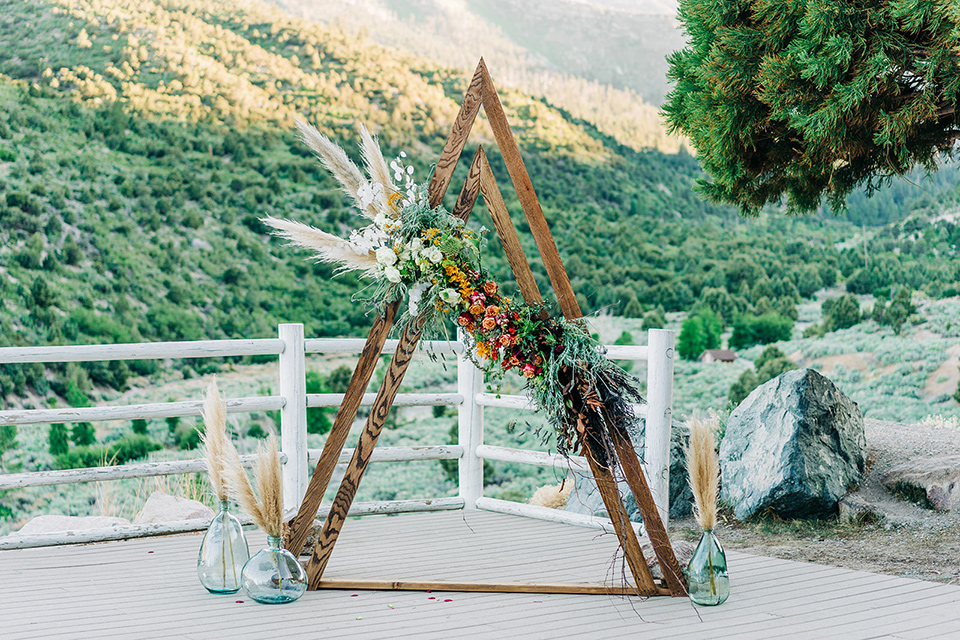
[199,378,234,502]
[226,434,284,539]
[294,118,376,219]
[261,216,379,275]
[359,123,394,209]
[686,414,720,530]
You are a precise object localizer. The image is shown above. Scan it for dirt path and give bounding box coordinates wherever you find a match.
[671,419,960,585]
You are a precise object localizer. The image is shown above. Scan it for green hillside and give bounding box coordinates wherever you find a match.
[0,0,959,408]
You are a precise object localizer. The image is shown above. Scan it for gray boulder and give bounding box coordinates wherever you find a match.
[720,368,865,520]
[133,491,214,524]
[881,456,960,511]
[564,418,693,522]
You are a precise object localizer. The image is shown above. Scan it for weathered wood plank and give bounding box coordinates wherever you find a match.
[306,392,462,408]
[305,315,429,587]
[427,61,485,208]
[315,578,635,595]
[477,146,544,306]
[452,146,483,220]
[0,338,284,364]
[477,59,582,320]
[584,449,661,596]
[610,426,685,596]
[286,302,398,556]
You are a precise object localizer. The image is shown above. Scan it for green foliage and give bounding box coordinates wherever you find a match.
[305,370,333,435]
[729,313,793,350]
[174,422,202,451]
[54,434,161,469]
[665,0,960,215]
[131,418,149,435]
[727,345,797,407]
[823,295,862,332]
[48,423,69,456]
[873,287,917,335]
[70,422,96,447]
[640,309,666,331]
[0,425,17,471]
[677,309,722,361]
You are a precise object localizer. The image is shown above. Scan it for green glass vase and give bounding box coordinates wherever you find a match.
[241,535,307,604]
[197,500,250,594]
[686,528,729,606]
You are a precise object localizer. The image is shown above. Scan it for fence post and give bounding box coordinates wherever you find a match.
[278,323,308,511]
[645,328,675,529]
[457,334,484,509]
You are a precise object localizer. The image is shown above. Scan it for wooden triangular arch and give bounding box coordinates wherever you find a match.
[285,59,686,598]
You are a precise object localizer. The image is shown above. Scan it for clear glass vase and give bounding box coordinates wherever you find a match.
[686,528,730,606]
[241,535,307,604]
[197,500,250,594]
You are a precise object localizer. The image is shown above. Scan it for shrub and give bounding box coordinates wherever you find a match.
[48,424,70,456]
[54,435,162,469]
[70,422,96,447]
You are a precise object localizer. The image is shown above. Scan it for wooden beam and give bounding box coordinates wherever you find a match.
[285,302,398,556]
[305,315,427,588]
[476,147,544,307]
[428,61,485,209]
[452,146,483,221]
[315,578,668,596]
[584,448,661,596]
[477,59,583,320]
[611,426,687,597]
[289,64,487,554]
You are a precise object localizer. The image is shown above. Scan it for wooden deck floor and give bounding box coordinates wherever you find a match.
[2,510,959,639]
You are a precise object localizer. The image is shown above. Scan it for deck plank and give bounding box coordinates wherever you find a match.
[1,510,958,639]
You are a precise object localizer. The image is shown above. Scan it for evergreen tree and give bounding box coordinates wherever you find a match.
[70,422,96,447]
[823,294,862,332]
[48,423,70,456]
[665,1,960,214]
[131,419,149,435]
[0,425,17,472]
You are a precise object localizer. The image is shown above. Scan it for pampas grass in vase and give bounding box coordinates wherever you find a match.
[226,435,307,604]
[684,414,730,606]
[196,379,250,594]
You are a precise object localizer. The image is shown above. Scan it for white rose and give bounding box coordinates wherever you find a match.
[423,246,443,264]
[376,247,397,266]
[384,266,402,283]
[409,237,423,254]
[440,288,460,304]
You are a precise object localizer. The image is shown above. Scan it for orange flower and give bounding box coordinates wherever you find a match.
[469,303,485,317]
[483,281,498,296]
[485,305,500,316]
[481,317,497,331]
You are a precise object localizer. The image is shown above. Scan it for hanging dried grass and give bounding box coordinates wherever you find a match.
[294,118,376,219]
[686,414,720,530]
[226,435,284,538]
[199,378,233,502]
[261,216,379,275]
[359,123,394,212]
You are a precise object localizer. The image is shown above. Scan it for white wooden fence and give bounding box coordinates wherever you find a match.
[0,324,674,549]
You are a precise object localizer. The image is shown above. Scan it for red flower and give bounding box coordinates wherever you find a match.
[457,312,473,327]
[521,363,537,378]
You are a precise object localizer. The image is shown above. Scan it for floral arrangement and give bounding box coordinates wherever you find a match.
[264,120,642,462]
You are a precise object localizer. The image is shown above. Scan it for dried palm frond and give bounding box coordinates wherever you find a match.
[226,435,284,538]
[294,118,376,219]
[686,414,720,530]
[198,378,232,502]
[261,216,379,275]
[359,123,394,212]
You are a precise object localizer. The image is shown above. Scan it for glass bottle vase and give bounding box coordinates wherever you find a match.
[686,528,730,606]
[241,535,307,604]
[197,500,250,594]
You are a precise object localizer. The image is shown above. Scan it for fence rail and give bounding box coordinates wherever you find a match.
[0,324,674,548]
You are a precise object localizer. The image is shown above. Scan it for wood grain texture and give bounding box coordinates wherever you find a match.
[286,302,398,556]
[477,147,545,308]
[477,59,583,320]
[315,578,642,595]
[611,426,686,597]
[584,448,660,596]
[428,61,485,209]
[452,145,483,221]
[305,315,428,588]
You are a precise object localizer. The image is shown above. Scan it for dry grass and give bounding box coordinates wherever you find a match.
[199,378,232,501]
[528,481,573,509]
[261,216,378,275]
[226,435,284,538]
[686,414,720,530]
[294,118,372,219]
